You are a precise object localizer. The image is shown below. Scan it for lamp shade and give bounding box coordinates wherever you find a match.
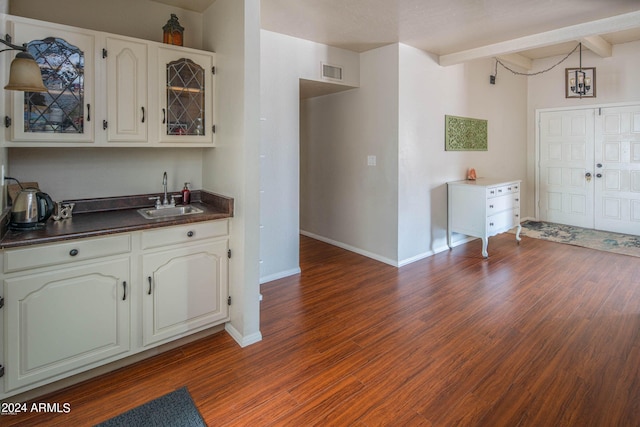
[4,52,47,92]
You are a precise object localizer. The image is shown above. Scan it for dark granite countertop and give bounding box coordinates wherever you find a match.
[0,190,233,249]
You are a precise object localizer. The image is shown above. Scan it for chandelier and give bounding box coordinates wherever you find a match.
[490,41,596,99]
[569,43,591,96]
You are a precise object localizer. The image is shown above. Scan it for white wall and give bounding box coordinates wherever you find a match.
[398,44,528,264]
[298,44,527,267]
[7,148,204,200]
[526,40,640,218]
[259,30,360,282]
[263,32,528,277]
[203,0,262,346]
[300,44,399,264]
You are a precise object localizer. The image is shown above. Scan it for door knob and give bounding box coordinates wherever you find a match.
[596,173,602,178]
[596,163,603,168]
[585,172,592,182]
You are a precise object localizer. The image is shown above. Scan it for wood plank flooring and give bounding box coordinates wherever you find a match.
[3,234,640,426]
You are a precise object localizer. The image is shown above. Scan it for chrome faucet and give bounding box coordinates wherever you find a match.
[162,171,169,206]
[150,171,176,208]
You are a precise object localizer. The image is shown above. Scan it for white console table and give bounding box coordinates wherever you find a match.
[447,178,522,257]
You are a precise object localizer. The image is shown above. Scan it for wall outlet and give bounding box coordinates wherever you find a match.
[367,155,377,166]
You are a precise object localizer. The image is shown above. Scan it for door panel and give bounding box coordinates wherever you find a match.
[594,106,640,234]
[539,110,595,228]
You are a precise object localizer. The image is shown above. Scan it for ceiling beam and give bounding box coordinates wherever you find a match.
[495,53,533,70]
[438,10,640,66]
[580,35,612,57]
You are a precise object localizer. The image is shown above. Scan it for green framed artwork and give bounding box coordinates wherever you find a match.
[445,115,488,151]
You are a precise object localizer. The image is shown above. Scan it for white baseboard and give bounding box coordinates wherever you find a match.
[398,251,432,267]
[225,323,262,348]
[300,230,398,267]
[397,242,453,267]
[448,235,478,248]
[260,267,301,284]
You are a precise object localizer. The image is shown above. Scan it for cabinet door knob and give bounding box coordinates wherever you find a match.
[489,205,494,208]
[69,249,79,256]
[147,276,152,295]
[122,281,127,301]
[141,106,145,123]
[162,108,166,124]
[187,230,194,237]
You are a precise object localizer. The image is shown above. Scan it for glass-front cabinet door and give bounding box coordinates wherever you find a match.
[8,20,95,143]
[158,46,214,144]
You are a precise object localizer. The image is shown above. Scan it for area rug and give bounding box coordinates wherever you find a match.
[95,387,206,427]
[517,220,640,258]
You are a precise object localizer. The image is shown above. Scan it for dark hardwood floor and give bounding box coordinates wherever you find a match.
[3,234,640,426]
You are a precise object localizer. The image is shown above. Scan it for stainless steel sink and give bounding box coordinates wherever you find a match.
[137,205,204,219]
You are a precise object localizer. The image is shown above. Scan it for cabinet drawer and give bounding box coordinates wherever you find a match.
[487,193,520,215]
[142,220,228,249]
[487,183,520,198]
[4,234,131,273]
[487,209,520,235]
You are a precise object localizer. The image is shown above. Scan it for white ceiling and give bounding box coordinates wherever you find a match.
[156,0,640,65]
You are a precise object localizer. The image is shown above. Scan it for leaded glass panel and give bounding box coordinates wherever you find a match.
[24,37,85,134]
[166,59,205,136]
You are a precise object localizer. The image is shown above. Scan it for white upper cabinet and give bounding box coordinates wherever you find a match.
[157,45,215,145]
[2,15,215,147]
[104,36,148,143]
[6,18,95,144]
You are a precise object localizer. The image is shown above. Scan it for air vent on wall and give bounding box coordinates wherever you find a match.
[322,63,343,81]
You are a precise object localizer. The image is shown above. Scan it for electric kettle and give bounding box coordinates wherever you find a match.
[10,188,55,229]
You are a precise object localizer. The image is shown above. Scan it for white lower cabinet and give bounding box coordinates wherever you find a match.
[0,219,229,399]
[4,258,131,393]
[143,239,229,346]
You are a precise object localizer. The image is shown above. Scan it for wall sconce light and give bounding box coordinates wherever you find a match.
[0,35,47,92]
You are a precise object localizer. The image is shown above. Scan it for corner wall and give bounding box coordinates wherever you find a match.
[259,30,361,282]
[299,43,528,266]
[202,0,262,346]
[262,36,528,278]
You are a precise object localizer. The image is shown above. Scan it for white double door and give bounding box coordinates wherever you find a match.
[538,105,640,235]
